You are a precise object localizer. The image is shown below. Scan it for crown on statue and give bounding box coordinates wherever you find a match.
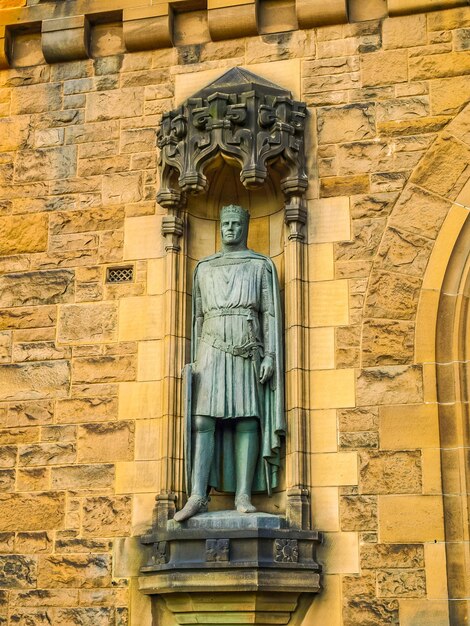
[220,205,250,226]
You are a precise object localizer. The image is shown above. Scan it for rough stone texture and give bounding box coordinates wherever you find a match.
[37,554,112,588]
[58,303,118,344]
[77,422,134,463]
[0,555,37,588]
[0,270,75,308]
[361,544,424,569]
[356,366,423,406]
[81,496,132,537]
[55,397,118,424]
[362,319,414,366]
[365,271,421,320]
[0,7,468,626]
[340,495,377,531]
[50,465,114,491]
[317,103,376,144]
[0,214,48,256]
[0,361,71,401]
[0,493,65,532]
[343,598,399,626]
[359,451,422,495]
[377,569,426,598]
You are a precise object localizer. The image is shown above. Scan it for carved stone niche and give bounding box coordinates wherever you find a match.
[139,68,320,626]
[157,67,309,246]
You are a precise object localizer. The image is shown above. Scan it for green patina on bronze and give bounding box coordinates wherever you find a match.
[175,205,285,522]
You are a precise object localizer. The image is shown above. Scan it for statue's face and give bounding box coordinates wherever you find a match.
[221,217,245,245]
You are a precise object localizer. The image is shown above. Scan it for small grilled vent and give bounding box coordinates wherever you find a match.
[106,266,134,283]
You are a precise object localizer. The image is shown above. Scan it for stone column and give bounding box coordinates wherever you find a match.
[284,195,310,529]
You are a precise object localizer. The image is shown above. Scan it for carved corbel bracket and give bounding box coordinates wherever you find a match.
[42,15,90,64]
[156,66,310,244]
[0,26,11,70]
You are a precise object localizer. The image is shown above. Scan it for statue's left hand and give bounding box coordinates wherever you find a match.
[259,355,275,384]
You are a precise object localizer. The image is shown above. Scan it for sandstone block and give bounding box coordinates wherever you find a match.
[343,598,398,626]
[0,493,65,532]
[10,588,78,607]
[379,404,439,449]
[431,75,470,114]
[11,83,61,115]
[317,103,375,144]
[0,270,74,308]
[81,495,132,537]
[0,470,15,493]
[12,342,71,363]
[361,50,408,87]
[50,464,114,490]
[0,361,70,402]
[0,427,39,445]
[357,365,423,406]
[6,402,53,428]
[376,97,429,123]
[379,495,444,542]
[0,214,48,256]
[0,332,10,363]
[361,543,424,569]
[350,193,398,220]
[389,184,450,239]
[102,172,142,205]
[340,495,377,531]
[0,555,37,588]
[335,218,385,261]
[377,569,426,598]
[19,443,76,467]
[376,227,433,277]
[320,175,370,197]
[411,135,470,199]
[365,271,421,320]
[38,554,111,588]
[56,397,118,424]
[360,451,421,494]
[0,118,29,152]
[72,355,137,384]
[339,432,379,449]
[17,468,50,492]
[77,422,134,463]
[55,608,115,626]
[342,572,376,598]
[86,88,144,122]
[15,147,76,183]
[410,51,470,81]
[50,207,124,235]
[338,407,378,432]
[58,303,118,344]
[0,446,17,468]
[382,14,427,49]
[15,531,51,554]
[362,319,414,366]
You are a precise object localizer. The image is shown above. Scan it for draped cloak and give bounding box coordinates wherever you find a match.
[185,249,285,495]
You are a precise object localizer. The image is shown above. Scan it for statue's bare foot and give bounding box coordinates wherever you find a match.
[174,495,209,522]
[235,494,256,514]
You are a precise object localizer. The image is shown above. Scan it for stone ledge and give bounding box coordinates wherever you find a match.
[0,0,469,67]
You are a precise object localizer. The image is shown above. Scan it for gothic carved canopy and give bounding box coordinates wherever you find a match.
[156,68,309,213]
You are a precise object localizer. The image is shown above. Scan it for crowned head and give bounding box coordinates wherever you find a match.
[220,205,250,249]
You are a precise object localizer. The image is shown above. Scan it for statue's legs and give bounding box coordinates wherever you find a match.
[174,415,214,523]
[191,415,215,497]
[234,417,259,514]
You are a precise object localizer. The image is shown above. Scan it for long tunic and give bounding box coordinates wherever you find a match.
[192,254,274,419]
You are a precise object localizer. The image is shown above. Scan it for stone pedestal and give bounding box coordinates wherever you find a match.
[139,511,321,625]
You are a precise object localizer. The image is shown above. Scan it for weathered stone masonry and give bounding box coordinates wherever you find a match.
[0,0,470,624]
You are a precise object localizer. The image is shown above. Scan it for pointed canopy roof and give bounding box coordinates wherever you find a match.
[191,67,292,100]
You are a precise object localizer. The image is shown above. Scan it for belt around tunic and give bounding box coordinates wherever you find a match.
[203,307,256,320]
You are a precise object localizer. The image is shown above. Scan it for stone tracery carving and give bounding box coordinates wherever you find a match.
[157,67,309,242]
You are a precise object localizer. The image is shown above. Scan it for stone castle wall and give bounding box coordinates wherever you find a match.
[0,1,470,624]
